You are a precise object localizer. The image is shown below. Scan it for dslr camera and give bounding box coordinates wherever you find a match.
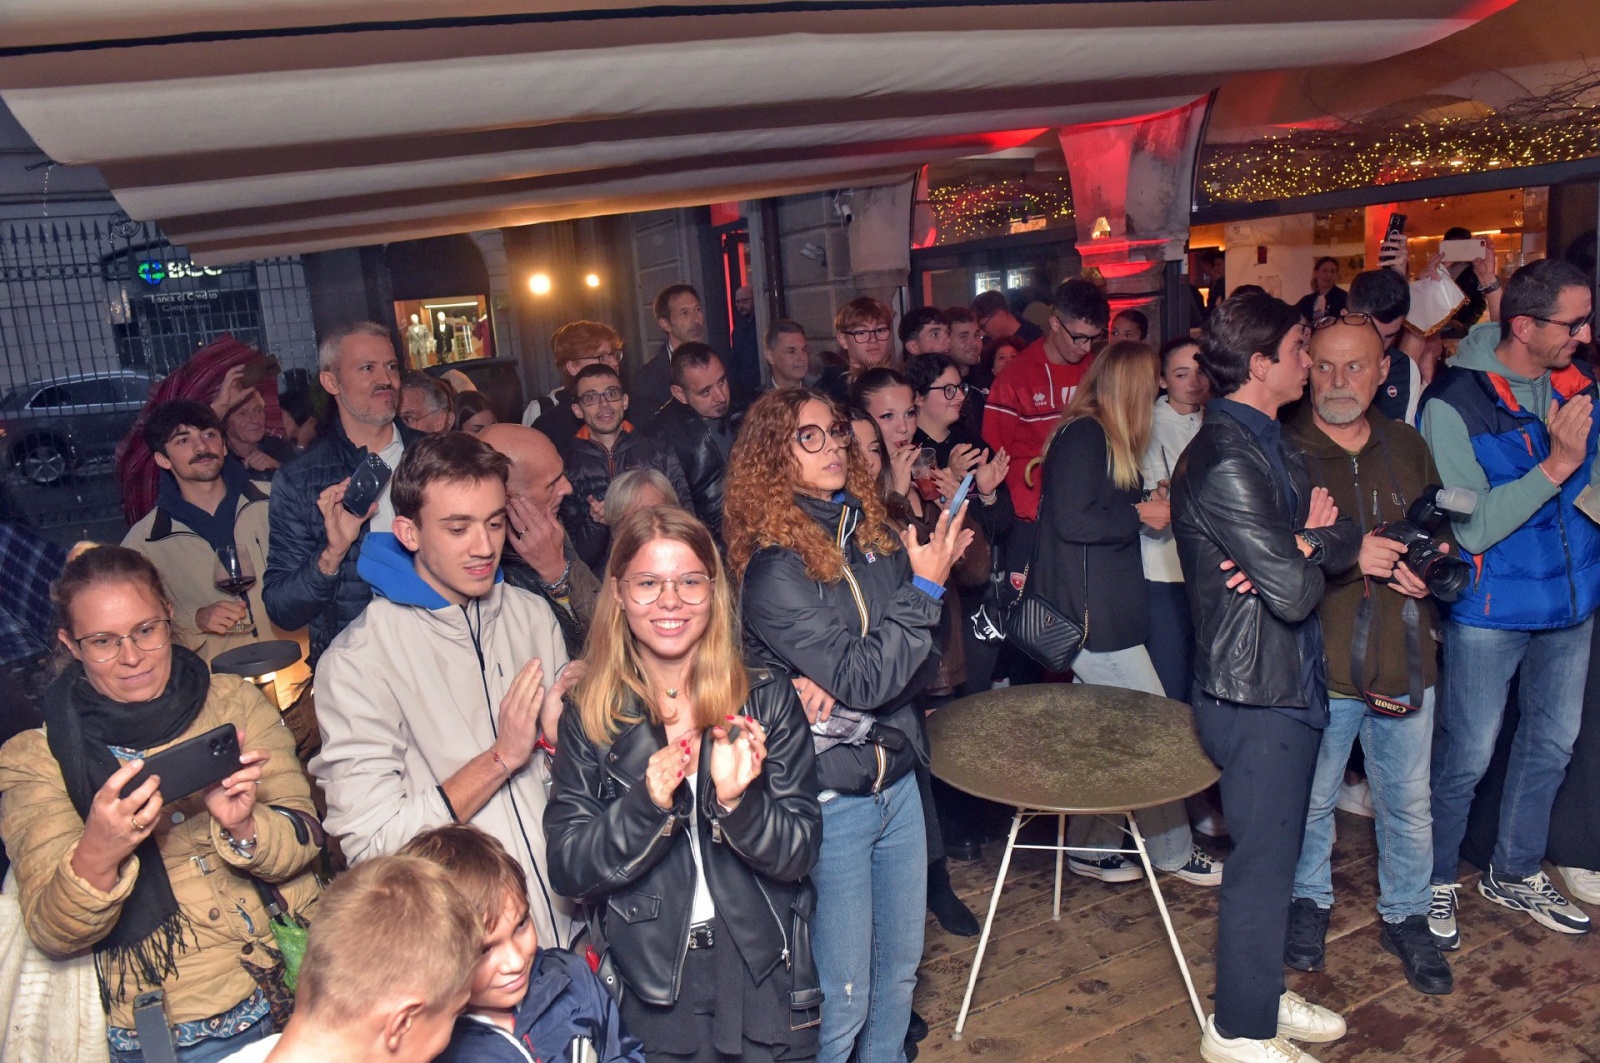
[1372,484,1476,602]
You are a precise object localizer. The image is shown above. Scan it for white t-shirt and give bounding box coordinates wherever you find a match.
[370,434,406,534]
[684,774,717,925]
[218,1032,280,1063]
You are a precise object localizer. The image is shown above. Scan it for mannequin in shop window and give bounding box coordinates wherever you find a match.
[407,312,438,367]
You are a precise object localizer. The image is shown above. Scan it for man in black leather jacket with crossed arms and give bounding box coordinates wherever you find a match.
[1170,292,1363,1063]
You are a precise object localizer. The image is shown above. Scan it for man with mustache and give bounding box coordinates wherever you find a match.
[123,399,309,701]
[265,321,423,667]
[1282,317,1456,996]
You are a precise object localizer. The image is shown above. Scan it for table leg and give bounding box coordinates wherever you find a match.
[953,808,1024,1040]
[1053,813,1066,920]
[1125,811,1205,1027]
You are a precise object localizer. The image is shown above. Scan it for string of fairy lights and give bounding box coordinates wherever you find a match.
[1199,72,1600,205]
[926,173,1076,243]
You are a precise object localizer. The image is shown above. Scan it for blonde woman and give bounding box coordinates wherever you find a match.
[544,507,822,1063]
[1034,341,1223,888]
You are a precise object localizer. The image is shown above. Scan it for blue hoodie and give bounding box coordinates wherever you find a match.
[435,948,644,1063]
[355,531,502,610]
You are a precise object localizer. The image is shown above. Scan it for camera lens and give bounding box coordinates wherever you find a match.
[1412,545,1471,602]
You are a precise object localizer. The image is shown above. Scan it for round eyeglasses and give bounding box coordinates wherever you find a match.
[922,382,969,401]
[617,573,713,606]
[795,421,852,453]
[74,618,171,663]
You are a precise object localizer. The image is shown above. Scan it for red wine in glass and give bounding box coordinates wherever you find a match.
[213,545,258,636]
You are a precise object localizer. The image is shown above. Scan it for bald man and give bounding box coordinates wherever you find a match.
[1283,318,1455,996]
[479,423,598,657]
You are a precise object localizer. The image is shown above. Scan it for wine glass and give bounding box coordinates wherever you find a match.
[213,545,258,636]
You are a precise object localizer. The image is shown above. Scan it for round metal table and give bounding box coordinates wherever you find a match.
[928,682,1221,1037]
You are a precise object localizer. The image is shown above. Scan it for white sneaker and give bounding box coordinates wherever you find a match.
[1334,779,1374,818]
[1201,1015,1321,1063]
[1194,810,1229,838]
[1558,865,1600,905]
[1276,991,1346,1043]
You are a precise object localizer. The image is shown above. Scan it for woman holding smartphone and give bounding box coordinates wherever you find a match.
[0,545,322,1062]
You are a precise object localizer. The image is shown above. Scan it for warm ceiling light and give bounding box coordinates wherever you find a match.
[584,273,601,289]
[529,273,552,296]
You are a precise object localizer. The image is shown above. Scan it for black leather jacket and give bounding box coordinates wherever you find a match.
[1171,405,1362,707]
[545,670,822,1012]
[644,400,744,541]
[559,429,692,574]
[262,418,424,666]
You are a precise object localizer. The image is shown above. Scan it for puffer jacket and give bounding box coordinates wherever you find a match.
[310,533,579,951]
[0,675,321,1029]
[560,427,692,573]
[740,492,942,785]
[1171,404,1362,707]
[545,670,821,1018]
[644,400,744,541]
[261,418,424,667]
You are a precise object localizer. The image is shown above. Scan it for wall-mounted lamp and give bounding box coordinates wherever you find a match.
[529,273,552,296]
[584,272,601,289]
[1091,216,1112,240]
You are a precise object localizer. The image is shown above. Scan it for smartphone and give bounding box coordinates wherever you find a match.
[341,448,393,517]
[1440,238,1489,263]
[1378,214,1407,264]
[946,472,975,518]
[120,724,242,801]
[238,357,281,390]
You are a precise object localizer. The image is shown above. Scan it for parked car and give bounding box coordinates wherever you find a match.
[0,369,153,485]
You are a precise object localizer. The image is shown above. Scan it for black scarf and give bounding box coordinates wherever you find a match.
[42,647,211,1008]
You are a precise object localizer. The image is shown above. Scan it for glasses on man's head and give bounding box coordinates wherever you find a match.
[843,326,892,343]
[1054,315,1103,346]
[1311,312,1374,331]
[795,420,853,453]
[578,386,624,407]
[922,382,969,401]
[74,618,171,663]
[617,573,713,606]
[1529,313,1595,338]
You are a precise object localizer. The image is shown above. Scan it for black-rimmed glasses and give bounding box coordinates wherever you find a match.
[617,573,713,606]
[843,326,892,342]
[1529,313,1594,337]
[1053,315,1103,346]
[922,382,969,400]
[74,618,171,663]
[795,420,852,453]
[577,386,624,406]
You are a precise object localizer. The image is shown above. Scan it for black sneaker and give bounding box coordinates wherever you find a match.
[1379,915,1453,995]
[1284,897,1330,972]
[907,1010,929,1044]
[1479,867,1593,935]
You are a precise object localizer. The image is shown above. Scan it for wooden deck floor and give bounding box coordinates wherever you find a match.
[912,812,1600,1061]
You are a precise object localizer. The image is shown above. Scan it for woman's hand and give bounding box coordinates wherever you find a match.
[539,660,587,751]
[929,466,960,502]
[709,715,767,810]
[948,444,983,477]
[791,677,835,725]
[901,501,976,586]
[888,444,918,499]
[645,739,691,809]
[1135,498,1171,530]
[975,448,1009,496]
[204,746,269,838]
[71,758,164,890]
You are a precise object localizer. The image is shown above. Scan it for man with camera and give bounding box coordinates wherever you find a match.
[265,321,423,668]
[1283,316,1456,996]
[1172,292,1362,1063]
[1420,258,1599,946]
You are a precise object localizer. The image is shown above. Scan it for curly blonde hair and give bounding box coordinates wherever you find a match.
[724,387,899,582]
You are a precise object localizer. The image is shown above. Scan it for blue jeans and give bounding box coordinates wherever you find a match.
[1432,618,1593,882]
[109,1018,273,1063]
[811,772,926,1063]
[1069,644,1196,871]
[1294,690,1434,921]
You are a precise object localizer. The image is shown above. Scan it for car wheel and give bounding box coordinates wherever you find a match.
[19,438,69,486]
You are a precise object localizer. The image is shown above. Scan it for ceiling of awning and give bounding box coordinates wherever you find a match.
[0,0,1509,263]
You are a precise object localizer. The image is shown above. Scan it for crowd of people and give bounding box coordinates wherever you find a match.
[1,251,1598,1063]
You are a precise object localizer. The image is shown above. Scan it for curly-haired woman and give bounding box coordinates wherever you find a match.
[724,387,971,1063]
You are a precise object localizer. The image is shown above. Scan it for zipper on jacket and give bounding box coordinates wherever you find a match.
[617,814,677,879]
[753,877,791,969]
[1557,505,1578,615]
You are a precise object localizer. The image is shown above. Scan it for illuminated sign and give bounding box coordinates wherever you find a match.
[137,260,224,286]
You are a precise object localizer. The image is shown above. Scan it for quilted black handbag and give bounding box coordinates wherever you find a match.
[1004,544,1088,672]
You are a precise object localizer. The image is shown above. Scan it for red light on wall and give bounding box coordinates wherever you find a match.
[709,201,741,227]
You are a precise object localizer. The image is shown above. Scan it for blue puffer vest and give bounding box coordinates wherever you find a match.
[1421,362,1600,630]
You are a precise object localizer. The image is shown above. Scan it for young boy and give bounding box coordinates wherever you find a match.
[402,825,645,1063]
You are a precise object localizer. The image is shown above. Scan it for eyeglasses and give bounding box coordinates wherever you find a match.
[581,350,622,367]
[617,573,713,606]
[922,382,969,400]
[795,420,853,453]
[74,618,171,663]
[1311,313,1374,331]
[1529,313,1594,337]
[1054,315,1103,346]
[843,326,892,343]
[577,386,624,406]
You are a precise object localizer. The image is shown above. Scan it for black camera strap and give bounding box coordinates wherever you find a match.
[1349,586,1426,718]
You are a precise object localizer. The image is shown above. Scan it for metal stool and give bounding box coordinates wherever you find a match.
[928,682,1221,1038]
